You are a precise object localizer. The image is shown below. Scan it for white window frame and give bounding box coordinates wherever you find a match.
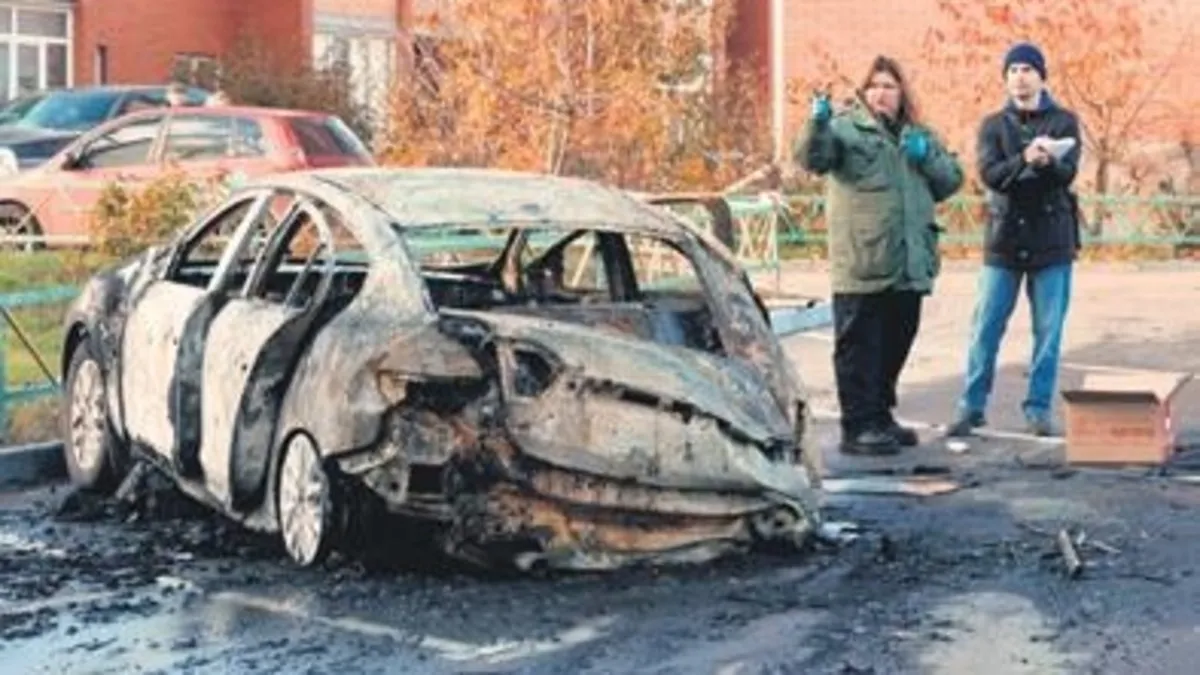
[312,12,399,131]
[0,3,74,101]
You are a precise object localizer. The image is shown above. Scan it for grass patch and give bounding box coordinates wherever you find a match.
[0,250,115,293]
[1,250,117,393]
[3,301,69,388]
[4,398,60,445]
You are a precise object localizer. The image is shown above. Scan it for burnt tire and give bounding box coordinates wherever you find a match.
[276,432,337,567]
[61,340,126,493]
[0,202,43,251]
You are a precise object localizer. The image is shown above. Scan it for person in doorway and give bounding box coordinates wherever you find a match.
[795,56,964,455]
[945,42,1083,438]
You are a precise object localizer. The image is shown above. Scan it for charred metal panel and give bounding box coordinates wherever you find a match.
[274,254,435,460]
[506,385,814,502]
[61,259,140,440]
[447,309,791,441]
[117,282,208,458]
[169,295,229,477]
[196,299,320,510]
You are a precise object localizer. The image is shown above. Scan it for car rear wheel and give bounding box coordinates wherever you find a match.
[62,340,126,492]
[277,432,336,567]
[0,202,43,252]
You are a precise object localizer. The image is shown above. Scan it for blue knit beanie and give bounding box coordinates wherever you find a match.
[1003,42,1047,80]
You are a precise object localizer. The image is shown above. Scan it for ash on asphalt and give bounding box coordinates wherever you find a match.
[4,446,1200,674]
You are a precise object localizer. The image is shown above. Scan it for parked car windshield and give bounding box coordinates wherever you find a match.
[17,90,120,132]
[0,93,46,125]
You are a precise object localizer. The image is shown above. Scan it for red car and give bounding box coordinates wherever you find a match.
[0,105,374,246]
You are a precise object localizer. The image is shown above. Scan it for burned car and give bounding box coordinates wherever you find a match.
[60,167,822,571]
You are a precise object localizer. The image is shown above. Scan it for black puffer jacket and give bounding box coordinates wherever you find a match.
[976,92,1083,269]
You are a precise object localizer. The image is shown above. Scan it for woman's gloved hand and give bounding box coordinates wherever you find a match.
[811,93,832,125]
[901,128,930,164]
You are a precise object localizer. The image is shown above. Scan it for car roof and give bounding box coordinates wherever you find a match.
[116,104,325,119]
[247,167,686,236]
[42,84,205,96]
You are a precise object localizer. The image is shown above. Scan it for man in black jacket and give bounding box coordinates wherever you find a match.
[947,42,1082,438]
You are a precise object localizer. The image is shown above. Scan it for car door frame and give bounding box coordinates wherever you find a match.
[41,111,170,236]
[184,191,338,510]
[116,190,272,463]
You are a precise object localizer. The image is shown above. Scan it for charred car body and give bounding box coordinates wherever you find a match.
[60,167,822,571]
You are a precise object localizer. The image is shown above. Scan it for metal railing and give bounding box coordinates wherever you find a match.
[777,194,1200,247]
[0,285,78,442]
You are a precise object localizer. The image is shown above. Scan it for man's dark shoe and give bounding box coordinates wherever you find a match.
[945,411,986,438]
[1025,416,1059,437]
[885,421,920,447]
[840,429,902,456]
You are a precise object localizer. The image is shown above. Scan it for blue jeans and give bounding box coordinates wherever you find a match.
[959,262,1073,421]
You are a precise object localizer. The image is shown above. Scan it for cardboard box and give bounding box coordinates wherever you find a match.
[1060,370,1193,466]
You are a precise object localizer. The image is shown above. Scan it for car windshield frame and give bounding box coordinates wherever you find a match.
[17,90,122,132]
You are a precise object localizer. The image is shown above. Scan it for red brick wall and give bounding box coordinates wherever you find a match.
[73,0,239,85]
[234,0,314,71]
[729,0,1199,149]
[73,0,317,86]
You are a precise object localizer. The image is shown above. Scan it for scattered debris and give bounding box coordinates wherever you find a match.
[1087,538,1121,555]
[1021,522,1121,559]
[945,440,970,454]
[816,521,863,545]
[846,465,951,477]
[823,476,961,497]
[1057,528,1085,579]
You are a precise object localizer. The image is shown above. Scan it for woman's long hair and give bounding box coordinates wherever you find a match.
[858,55,921,127]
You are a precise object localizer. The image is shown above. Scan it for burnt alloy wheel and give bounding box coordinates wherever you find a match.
[276,432,338,567]
[61,340,127,492]
[0,202,43,252]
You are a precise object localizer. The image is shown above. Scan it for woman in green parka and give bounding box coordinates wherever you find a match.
[795,55,964,456]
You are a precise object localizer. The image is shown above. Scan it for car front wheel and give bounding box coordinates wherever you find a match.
[276,432,337,567]
[62,341,126,492]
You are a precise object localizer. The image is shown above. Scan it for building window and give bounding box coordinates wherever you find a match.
[95,45,107,85]
[171,53,221,89]
[313,31,395,130]
[0,4,72,102]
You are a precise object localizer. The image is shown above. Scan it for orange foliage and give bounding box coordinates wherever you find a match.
[921,0,1194,196]
[377,0,770,192]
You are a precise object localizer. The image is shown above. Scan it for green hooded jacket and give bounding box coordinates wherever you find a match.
[794,101,964,294]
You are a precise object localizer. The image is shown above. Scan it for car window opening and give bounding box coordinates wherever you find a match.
[398,223,725,356]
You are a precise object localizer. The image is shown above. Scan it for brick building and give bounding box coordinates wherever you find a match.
[727,0,1200,166]
[0,0,430,108]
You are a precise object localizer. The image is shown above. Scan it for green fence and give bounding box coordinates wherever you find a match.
[0,285,78,443]
[776,193,1200,247]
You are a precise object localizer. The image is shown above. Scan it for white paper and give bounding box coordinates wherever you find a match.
[1040,137,1076,160]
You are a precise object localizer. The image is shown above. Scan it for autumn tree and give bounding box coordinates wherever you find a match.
[922,0,1194,209]
[377,0,770,193]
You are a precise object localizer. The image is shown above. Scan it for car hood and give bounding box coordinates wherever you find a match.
[0,125,78,159]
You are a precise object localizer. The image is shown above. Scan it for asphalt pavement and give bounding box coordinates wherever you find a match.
[4,262,1200,674]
